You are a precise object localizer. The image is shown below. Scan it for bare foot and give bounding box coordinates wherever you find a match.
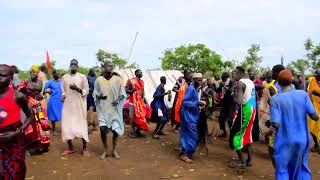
[112,151,120,159]
[61,149,75,156]
[100,152,108,160]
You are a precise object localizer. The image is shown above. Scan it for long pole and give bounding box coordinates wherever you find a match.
[127,32,139,62]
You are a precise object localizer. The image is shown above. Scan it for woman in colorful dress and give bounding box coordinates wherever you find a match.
[44,70,63,136]
[18,65,50,154]
[0,64,33,180]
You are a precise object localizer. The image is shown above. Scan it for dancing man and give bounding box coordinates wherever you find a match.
[61,59,90,156]
[151,76,171,139]
[125,69,149,137]
[180,73,202,163]
[229,66,256,168]
[94,62,126,160]
[270,70,318,179]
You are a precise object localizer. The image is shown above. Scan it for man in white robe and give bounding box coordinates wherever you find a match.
[61,59,90,157]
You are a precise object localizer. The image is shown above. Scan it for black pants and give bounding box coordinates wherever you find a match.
[219,101,234,134]
[252,108,260,142]
[229,105,242,150]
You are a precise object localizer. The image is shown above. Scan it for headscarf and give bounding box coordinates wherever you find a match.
[31,65,40,72]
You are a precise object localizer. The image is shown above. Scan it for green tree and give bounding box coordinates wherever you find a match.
[222,60,236,71]
[304,38,320,69]
[240,60,250,71]
[78,66,89,75]
[96,49,137,69]
[126,62,139,69]
[244,44,263,71]
[18,71,30,80]
[160,43,223,75]
[304,38,316,69]
[287,59,309,77]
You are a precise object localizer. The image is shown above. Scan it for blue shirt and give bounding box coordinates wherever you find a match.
[44,80,62,99]
[270,90,315,179]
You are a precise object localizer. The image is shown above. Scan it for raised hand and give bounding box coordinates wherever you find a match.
[98,93,107,100]
[112,101,119,106]
[70,83,79,91]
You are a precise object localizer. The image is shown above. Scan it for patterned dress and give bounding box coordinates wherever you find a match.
[18,80,50,152]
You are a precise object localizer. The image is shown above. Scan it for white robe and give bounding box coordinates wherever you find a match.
[61,73,89,142]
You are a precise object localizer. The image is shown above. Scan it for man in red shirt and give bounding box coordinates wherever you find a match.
[126,69,149,137]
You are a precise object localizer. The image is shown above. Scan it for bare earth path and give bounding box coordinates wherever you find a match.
[26,120,320,180]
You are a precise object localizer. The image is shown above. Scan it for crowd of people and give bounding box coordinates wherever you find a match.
[1,59,320,180]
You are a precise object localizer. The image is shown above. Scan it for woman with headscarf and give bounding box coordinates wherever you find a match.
[18,65,50,154]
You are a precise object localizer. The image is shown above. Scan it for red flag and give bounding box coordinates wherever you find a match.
[46,50,51,73]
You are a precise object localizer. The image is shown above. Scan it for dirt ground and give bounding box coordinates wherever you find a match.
[26,119,320,180]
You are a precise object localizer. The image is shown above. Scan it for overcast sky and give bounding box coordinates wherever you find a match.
[1,0,320,70]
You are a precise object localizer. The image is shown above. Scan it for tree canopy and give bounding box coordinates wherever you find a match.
[96,49,138,69]
[160,43,225,76]
[242,44,263,71]
[287,59,309,76]
[304,38,320,69]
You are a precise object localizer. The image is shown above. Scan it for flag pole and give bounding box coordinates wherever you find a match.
[127,32,139,63]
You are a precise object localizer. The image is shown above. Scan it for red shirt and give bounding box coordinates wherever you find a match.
[0,86,21,128]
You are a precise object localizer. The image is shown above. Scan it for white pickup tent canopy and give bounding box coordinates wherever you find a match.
[117,69,183,108]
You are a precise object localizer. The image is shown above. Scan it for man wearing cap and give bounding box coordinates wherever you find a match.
[270,70,318,180]
[179,72,202,163]
[61,59,90,157]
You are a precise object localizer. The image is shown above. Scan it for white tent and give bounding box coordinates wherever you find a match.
[117,69,183,108]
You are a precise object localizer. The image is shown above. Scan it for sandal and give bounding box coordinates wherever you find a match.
[180,155,193,163]
[82,149,90,157]
[61,149,75,156]
[229,160,246,169]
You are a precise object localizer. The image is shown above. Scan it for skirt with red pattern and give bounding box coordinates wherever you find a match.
[0,122,26,180]
[25,97,50,152]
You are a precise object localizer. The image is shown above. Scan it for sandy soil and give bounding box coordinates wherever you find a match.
[25,120,320,180]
